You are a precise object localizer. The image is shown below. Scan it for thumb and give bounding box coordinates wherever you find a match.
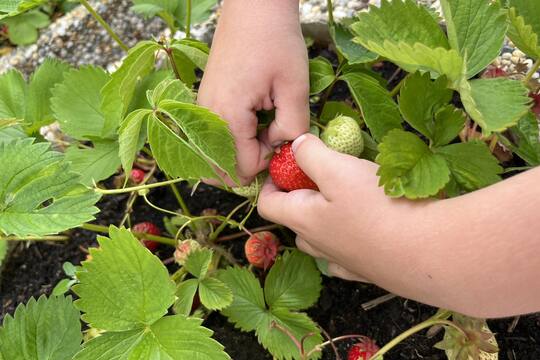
[291,133,348,192]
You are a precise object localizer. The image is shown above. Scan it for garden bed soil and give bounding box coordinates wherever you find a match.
[1,181,540,359]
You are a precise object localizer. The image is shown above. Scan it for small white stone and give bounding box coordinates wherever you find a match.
[511,55,520,64]
[502,52,512,60]
[512,49,526,58]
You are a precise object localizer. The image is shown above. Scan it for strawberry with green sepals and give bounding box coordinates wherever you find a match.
[130,168,146,184]
[269,143,317,191]
[321,115,364,157]
[132,222,161,252]
[232,173,266,198]
[244,231,280,270]
[347,336,380,360]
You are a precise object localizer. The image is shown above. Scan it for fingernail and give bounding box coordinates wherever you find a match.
[291,134,308,154]
[271,140,283,147]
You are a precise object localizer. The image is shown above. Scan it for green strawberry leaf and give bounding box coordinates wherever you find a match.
[199,277,234,311]
[149,78,195,108]
[309,57,335,95]
[184,248,213,279]
[0,295,81,360]
[351,0,449,51]
[64,141,121,186]
[0,10,49,45]
[264,250,322,311]
[341,72,402,142]
[330,22,377,64]
[507,112,540,166]
[118,109,152,176]
[435,141,502,191]
[507,7,540,59]
[52,278,77,297]
[127,70,173,112]
[376,129,450,198]
[320,101,362,125]
[361,130,379,161]
[174,0,218,29]
[0,70,26,121]
[0,139,100,237]
[100,41,160,138]
[73,315,230,360]
[0,0,46,19]
[73,226,176,331]
[508,0,540,57]
[158,100,238,183]
[174,278,199,316]
[459,78,531,134]
[440,0,507,78]
[25,59,70,133]
[431,105,466,147]
[399,72,453,139]
[147,113,218,181]
[171,38,209,70]
[0,126,26,145]
[51,66,111,141]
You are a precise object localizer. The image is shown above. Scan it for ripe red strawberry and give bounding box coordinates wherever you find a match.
[132,222,160,252]
[130,168,146,184]
[483,66,507,78]
[269,143,317,191]
[530,92,540,117]
[245,231,280,270]
[348,337,380,360]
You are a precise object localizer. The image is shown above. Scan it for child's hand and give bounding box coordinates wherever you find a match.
[198,0,309,183]
[258,134,423,284]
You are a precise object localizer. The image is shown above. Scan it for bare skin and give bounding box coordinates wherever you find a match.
[199,1,540,318]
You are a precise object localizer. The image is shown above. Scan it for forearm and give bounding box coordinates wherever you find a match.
[380,167,540,318]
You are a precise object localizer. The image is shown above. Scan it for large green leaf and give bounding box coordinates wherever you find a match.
[171,38,209,70]
[175,0,218,28]
[399,72,453,139]
[440,0,507,78]
[508,0,540,49]
[376,129,450,198]
[0,296,81,360]
[0,139,99,237]
[74,315,230,360]
[199,277,233,311]
[507,7,540,59]
[508,112,540,166]
[148,78,195,108]
[51,66,111,140]
[330,22,377,65]
[0,0,45,19]
[147,113,218,180]
[431,105,466,147]
[73,226,175,331]
[24,59,70,133]
[118,109,152,176]
[184,248,213,279]
[159,100,238,182]
[174,278,199,316]
[319,100,361,125]
[351,0,449,51]
[309,57,335,95]
[127,70,172,112]
[0,70,26,121]
[1,10,49,45]
[459,78,530,134]
[65,141,121,185]
[436,142,502,191]
[341,72,401,142]
[0,126,26,144]
[100,41,160,137]
[264,250,321,311]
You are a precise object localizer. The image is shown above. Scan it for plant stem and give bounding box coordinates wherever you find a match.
[524,59,540,84]
[165,47,182,81]
[168,179,191,216]
[389,75,407,98]
[1,235,69,241]
[306,335,369,358]
[209,200,250,241]
[80,223,177,246]
[185,0,192,39]
[326,0,334,27]
[369,318,464,360]
[317,78,338,118]
[79,0,128,52]
[142,193,182,217]
[94,177,184,195]
[216,224,282,242]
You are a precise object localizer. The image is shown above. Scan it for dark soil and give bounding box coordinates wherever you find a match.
[1,180,540,359]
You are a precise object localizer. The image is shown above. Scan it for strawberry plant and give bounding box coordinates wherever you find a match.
[1,0,540,358]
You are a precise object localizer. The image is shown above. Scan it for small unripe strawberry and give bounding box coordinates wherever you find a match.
[321,116,364,157]
[174,239,201,265]
[482,66,507,78]
[232,173,266,198]
[269,143,317,191]
[245,231,280,270]
[130,169,146,184]
[348,337,380,360]
[132,222,160,252]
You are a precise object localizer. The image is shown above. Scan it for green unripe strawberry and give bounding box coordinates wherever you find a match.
[232,173,266,198]
[321,116,364,157]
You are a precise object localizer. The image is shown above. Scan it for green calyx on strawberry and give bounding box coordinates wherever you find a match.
[269,143,317,191]
[232,173,266,198]
[321,115,364,157]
